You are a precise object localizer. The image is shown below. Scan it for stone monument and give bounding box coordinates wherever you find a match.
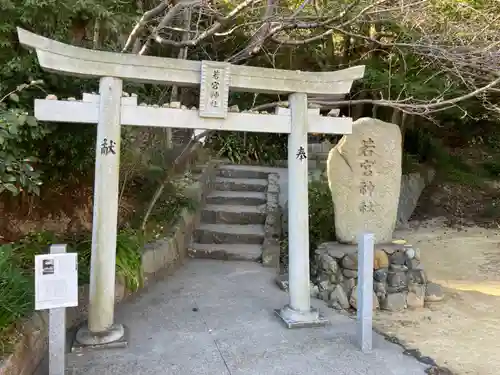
[326,117,402,244]
[312,118,444,314]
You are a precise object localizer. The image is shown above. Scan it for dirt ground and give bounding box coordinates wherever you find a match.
[372,218,500,375]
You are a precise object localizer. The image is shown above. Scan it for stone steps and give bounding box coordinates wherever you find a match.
[201,204,266,225]
[189,243,262,261]
[216,165,269,180]
[206,190,267,206]
[194,223,265,245]
[190,165,273,263]
[213,177,268,192]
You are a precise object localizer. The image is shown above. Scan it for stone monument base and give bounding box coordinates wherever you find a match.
[310,241,444,312]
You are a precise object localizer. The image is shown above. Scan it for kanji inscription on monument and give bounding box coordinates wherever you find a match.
[360,137,375,156]
[359,137,376,213]
[359,180,375,196]
[199,60,230,119]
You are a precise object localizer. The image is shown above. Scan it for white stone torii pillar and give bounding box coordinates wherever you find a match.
[17,27,365,344]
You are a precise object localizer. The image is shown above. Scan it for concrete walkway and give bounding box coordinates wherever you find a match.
[65,260,428,375]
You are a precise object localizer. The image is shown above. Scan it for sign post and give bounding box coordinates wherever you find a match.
[35,244,78,375]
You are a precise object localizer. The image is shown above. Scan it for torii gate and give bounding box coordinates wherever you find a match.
[17,28,365,347]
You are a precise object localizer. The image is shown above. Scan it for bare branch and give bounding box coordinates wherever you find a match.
[154,0,259,48]
[122,1,170,53]
[227,0,276,63]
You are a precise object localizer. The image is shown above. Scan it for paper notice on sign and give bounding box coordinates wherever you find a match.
[35,253,78,310]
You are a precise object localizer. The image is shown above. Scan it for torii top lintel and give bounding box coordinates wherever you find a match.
[17,28,365,96]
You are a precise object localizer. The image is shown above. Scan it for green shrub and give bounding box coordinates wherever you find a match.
[0,81,49,196]
[0,244,34,340]
[308,177,336,250]
[281,177,336,271]
[206,131,287,165]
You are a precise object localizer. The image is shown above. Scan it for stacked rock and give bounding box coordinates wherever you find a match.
[311,242,444,312]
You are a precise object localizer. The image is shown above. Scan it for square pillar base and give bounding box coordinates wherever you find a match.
[71,323,128,353]
[274,305,329,329]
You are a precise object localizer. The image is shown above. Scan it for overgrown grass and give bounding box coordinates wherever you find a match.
[0,245,34,353]
[72,229,144,291]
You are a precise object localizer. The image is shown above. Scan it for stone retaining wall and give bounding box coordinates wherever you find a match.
[262,173,281,267]
[0,159,217,375]
[311,242,444,312]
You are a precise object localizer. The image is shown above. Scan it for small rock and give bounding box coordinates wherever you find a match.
[405,246,416,259]
[316,272,329,283]
[329,285,350,310]
[425,282,444,302]
[181,105,187,110]
[140,103,147,107]
[162,103,170,108]
[414,248,421,261]
[342,269,358,278]
[322,255,338,273]
[407,284,425,308]
[170,101,181,109]
[381,292,407,311]
[374,249,389,269]
[131,93,138,97]
[318,280,330,292]
[389,249,406,265]
[327,108,340,117]
[322,244,346,259]
[408,269,427,284]
[405,258,420,269]
[275,274,288,291]
[329,271,342,284]
[390,263,408,272]
[341,253,358,270]
[310,284,320,298]
[373,268,388,282]
[67,97,76,101]
[387,271,408,291]
[122,92,130,97]
[46,94,58,100]
[349,286,379,310]
[152,104,159,108]
[343,278,356,294]
[373,281,387,298]
[190,106,197,110]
